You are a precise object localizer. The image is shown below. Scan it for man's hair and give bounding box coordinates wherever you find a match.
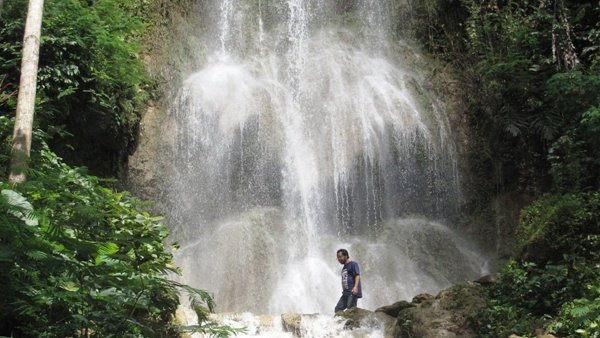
[337,249,349,258]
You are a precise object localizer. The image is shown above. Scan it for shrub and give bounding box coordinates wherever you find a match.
[471,192,600,337]
[518,192,600,263]
[0,146,238,337]
[549,281,600,338]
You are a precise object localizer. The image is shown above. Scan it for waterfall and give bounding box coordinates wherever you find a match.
[165,0,487,317]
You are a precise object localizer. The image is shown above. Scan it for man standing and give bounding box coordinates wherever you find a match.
[335,249,362,313]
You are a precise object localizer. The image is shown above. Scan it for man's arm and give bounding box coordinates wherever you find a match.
[352,275,361,295]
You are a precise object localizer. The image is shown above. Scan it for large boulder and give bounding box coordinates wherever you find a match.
[392,282,487,338]
[375,301,414,317]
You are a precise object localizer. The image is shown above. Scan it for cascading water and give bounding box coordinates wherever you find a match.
[165,0,488,332]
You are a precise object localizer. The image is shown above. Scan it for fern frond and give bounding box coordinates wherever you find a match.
[570,304,592,317]
[1,189,39,226]
[25,250,48,261]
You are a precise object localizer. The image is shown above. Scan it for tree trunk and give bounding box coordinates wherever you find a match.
[8,0,45,185]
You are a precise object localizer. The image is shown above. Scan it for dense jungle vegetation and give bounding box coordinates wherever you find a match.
[412,0,599,336]
[1,0,599,337]
[0,1,237,337]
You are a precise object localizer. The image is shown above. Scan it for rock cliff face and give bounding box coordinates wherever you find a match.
[126,0,202,201]
[127,3,525,334]
[129,1,526,265]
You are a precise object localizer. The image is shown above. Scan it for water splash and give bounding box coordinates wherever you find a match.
[178,309,387,338]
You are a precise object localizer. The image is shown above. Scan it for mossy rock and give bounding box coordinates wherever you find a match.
[394,282,487,338]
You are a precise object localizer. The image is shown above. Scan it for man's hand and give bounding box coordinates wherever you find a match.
[352,275,361,296]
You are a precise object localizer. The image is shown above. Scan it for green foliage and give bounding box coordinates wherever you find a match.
[181,284,245,338]
[0,0,151,176]
[0,146,238,337]
[470,300,536,338]
[470,192,600,337]
[0,1,242,337]
[0,116,12,174]
[549,282,600,338]
[409,0,470,61]
[518,193,600,263]
[413,0,600,197]
[0,2,242,335]
[549,105,600,192]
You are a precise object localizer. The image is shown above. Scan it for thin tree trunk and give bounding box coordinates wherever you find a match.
[0,0,4,17]
[8,0,45,185]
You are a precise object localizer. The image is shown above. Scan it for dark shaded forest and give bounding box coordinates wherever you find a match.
[409,0,599,336]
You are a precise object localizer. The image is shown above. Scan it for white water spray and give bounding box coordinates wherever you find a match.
[166,0,487,330]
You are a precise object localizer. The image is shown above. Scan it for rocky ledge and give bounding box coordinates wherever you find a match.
[388,282,487,338]
[281,282,488,338]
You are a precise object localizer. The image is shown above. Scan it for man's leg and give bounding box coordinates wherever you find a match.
[346,294,358,309]
[335,294,348,313]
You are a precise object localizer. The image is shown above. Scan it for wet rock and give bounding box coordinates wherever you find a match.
[258,314,273,329]
[412,293,435,304]
[375,300,414,317]
[474,273,500,285]
[337,307,374,329]
[395,282,487,338]
[281,313,302,335]
[336,307,396,337]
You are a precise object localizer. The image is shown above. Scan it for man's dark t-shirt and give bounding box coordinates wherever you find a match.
[341,261,362,298]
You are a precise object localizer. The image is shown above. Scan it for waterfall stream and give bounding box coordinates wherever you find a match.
[161,0,489,334]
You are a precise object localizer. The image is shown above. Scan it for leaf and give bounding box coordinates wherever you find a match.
[1,189,39,226]
[58,281,80,292]
[25,250,48,261]
[570,304,592,317]
[94,254,122,266]
[98,242,119,255]
[99,287,118,297]
[505,123,522,137]
[582,46,599,56]
[57,86,77,99]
